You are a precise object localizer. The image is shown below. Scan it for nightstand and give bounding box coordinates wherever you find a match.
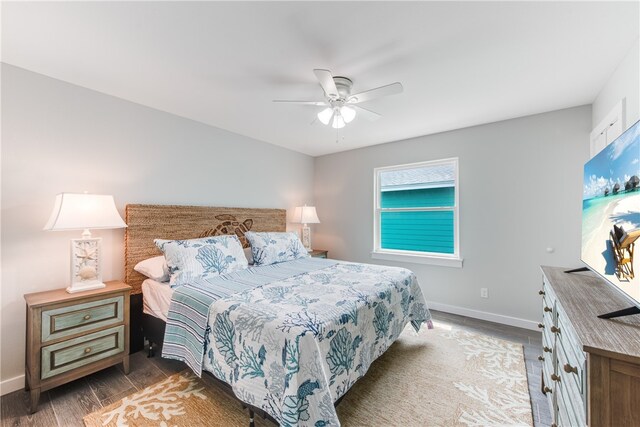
[24,280,131,413]
[309,249,328,258]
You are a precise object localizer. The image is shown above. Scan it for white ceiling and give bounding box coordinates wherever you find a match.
[2,1,638,156]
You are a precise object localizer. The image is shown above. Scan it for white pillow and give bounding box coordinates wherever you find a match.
[155,235,248,286]
[134,256,169,282]
[245,231,309,266]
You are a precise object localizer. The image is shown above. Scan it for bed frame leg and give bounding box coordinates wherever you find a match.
[147,341,155,358]
[249,409,255,427]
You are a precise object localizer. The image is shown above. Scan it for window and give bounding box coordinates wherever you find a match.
[372,158,462,267]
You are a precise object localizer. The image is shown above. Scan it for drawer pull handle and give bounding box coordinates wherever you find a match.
[538,355,545,361]
[564,363,578,374]
[551,373,561,382]
[83,314,91,321]
[543,386,552,394]
[537,323,545,329]
[84,347,92,354]
[543,346,552,353]
[538,290,545,296]
[544,306,552,313]
[550,326,560,334]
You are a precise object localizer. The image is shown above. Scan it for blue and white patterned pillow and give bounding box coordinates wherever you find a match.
[245,231,309,266]
[155,235,248,287]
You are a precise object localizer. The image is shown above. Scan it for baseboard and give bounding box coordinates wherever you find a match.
[428,301,538,331]
[1,374,24,396]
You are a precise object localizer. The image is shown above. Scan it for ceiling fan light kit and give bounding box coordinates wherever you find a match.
[332,114,345,129]
[317,107,334,125]
[317,105,356,128]
[340,106,356,123]
[274,69,403,129]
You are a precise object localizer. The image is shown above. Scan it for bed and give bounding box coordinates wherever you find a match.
[125,204,432,427]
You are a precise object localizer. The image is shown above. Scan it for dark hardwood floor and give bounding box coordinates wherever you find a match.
[1,310,551,427]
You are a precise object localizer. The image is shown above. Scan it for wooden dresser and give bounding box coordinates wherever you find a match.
[24,281,131,413]
[539,266,640,427]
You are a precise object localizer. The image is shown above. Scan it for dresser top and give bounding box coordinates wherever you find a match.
[541,266,640,362]
[24,280,130,307]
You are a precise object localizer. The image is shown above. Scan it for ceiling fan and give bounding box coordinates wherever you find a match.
[273,69,403,129]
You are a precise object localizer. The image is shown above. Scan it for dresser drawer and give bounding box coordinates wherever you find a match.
[542,275,557,306]
[41,325,125,379]
[556,379,586,427]
[542,295,554,319]
[542,330,556,380]
[556,387,572,427]
[556,343,586,425]
[557,323,586,392]
[42,295,124,342]
[557,306,584,358]
[542,321,555,357]
[542,303,554,332]
[542,355,555,391]
[556,308,586,388]
[552,295,587,427]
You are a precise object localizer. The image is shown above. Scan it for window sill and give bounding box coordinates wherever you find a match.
[371,250,463,268]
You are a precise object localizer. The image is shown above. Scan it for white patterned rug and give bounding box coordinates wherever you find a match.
[85,323,533,426]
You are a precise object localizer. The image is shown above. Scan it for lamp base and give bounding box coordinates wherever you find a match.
[301,225,312,251]
[66,282,106,294]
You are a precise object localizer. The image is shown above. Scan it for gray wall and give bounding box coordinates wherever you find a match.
[313,106,591,325]
[0,64,315,389]
[592,38,639,128]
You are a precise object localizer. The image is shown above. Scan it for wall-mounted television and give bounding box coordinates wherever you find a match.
[581,120,640,318]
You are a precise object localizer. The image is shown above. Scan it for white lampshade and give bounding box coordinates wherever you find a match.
[332,114,345,129]
[293,205,320,224]
[44,193,127,231]
[340,106,356,123]
[317,107,334,125]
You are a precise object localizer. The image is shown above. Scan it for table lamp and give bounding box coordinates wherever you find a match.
[43,193,127,293]
[293,205,320,251]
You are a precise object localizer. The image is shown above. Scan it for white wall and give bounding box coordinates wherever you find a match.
[0,64,315,392]
[592,38,639,129]
[313,106,591,327]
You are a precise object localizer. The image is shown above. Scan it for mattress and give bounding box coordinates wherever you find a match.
[142,278,174,322]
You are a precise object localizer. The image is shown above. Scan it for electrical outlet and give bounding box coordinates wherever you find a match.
[480,288,488,298]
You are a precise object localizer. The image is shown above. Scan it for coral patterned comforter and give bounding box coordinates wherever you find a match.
[201,260,431,426]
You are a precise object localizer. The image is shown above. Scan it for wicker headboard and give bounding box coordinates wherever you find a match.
[124,204,286,294]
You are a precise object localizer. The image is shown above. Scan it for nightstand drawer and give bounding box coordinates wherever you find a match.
[42,295,124,342]
[41,325,125,379]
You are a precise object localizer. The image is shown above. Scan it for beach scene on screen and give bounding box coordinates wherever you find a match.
[582,122,640,302]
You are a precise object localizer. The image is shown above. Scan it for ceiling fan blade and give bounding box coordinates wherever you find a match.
[353,105,382,121]
[348,82,403,104]
[273,100,328,106]
[313,69,339,99]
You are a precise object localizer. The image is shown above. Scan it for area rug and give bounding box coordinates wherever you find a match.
[84,323,533,426]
